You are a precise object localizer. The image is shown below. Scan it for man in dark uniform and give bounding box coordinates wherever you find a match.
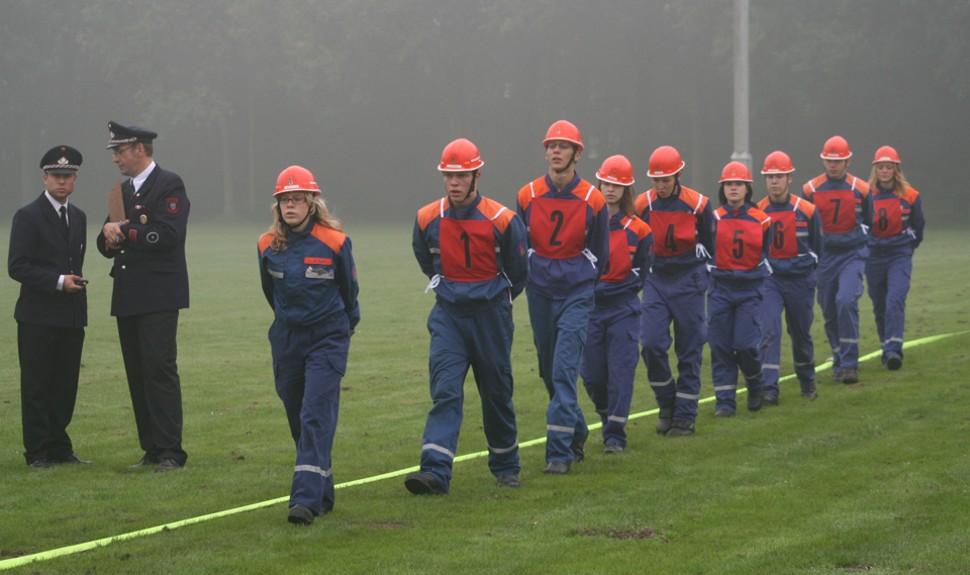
[8,145,90,468]
[97,121,191,472]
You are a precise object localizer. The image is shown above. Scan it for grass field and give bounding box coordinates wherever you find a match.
[1,221,969,574]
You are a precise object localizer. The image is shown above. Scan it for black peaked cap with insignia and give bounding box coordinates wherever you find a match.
[40,145,83,174]
[106,121,158,149]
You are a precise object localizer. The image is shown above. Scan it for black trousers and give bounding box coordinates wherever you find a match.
[18,322,85,463]
[117,311,187,465]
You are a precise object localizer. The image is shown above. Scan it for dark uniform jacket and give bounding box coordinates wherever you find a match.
[96,165,190,316]
[8,194,87,327]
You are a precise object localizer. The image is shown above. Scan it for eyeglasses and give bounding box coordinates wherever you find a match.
[110,145,133,157]
[277,195,308,206]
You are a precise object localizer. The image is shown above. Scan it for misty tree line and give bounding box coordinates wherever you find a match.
[1,0,966,223]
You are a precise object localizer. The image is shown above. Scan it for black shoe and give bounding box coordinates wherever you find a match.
[763,393,779,407]
[831,369,843,382]
[603,441,624,455]
[570,435,587,463]
[714,408,735,418]
[27,459,52,469]
[287,504,315,526]
[404,472,447,495]
[656,408,674,435]
[496,475,520,488]
[666,421,695,436]
[154,459,182,473]
[748,390,765,412]
[799,379,818,400]
[841,367,859,384]
[886,353,902,371]
[130,455,160,469]
[53,453,92,465]
[543,461,570,475]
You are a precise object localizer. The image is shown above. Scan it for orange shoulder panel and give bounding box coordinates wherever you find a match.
[633,191,651,215]
[416,199,442,231]
[478,196,515,234]
[901,186,920,205]
[258,232,275,254]
[794,195,816,218]
[627,215,653,239]
[849,173,870,196]
[517,177,547,211]
[576,179,607,212]
[310,224,347,254]
[680,186,709,212]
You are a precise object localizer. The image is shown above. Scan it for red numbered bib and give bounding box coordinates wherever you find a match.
[814,189,857,234]
[872,197,903,238]
[529,197,586,259]
[650,210,697,258]
[715,218,763,271]
[439,218,498,282]
[767,210,798,259]
[601,228,634,283]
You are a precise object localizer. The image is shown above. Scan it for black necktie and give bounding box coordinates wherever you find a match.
[59,206,69,232]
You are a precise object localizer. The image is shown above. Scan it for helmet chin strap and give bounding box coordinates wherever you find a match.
[453,171,478,205]
[280,198,313,230]
[553,150,577,175]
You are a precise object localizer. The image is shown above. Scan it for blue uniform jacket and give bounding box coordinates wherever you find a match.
[516,173,610,299]
[756,193,822,277]
[258,221,360,330]
[633,183,714,276]
[594,213,653,306]
[413,194,528,305]
[802,172,871,252]
[709,203,771,284]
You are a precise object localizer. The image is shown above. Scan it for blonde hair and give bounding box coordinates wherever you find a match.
[868,163,911,196]
[265,193,342,252]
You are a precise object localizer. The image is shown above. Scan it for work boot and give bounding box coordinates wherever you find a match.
[800,379,817,400]
[886,353,902,371]
[603,441,624,455]
[404,472,447,495]
[841,367,859,384]
[287,505,314,526]
[831,368,842,382]
[748,389,765,412]
[543,461,570,475]
[496,475,520,488]
[571,434,587,463]
[763,393,779,406]
[714,408,734,418]
[656,408,674,435]
[665,420,695,436]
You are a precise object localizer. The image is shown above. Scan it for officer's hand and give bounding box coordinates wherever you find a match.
[64,275,87,293]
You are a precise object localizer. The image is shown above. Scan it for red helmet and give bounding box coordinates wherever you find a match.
[872,145,901,164]
[275,165,320,196]
[543,120,584,152]
[761,150,795,175]
[596,155,635,186]
[719,161,753,183]
[438,138,484,172]
[647,146,685,178]
[820,135,852,160]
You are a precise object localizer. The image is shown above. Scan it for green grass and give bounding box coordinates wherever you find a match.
[1,222,969,574]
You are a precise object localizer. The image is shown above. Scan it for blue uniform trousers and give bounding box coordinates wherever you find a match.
[270,314,349,515]
[816,247,866,371]
[761,274,816,395]
[580,296,640,448]
[418,300,519,492]
[640,266,708,425]
[709,280,766,414]
[527,290,593,464]
[866,249,912,361]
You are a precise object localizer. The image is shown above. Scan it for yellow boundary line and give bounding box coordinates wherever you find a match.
[2,331,965,571]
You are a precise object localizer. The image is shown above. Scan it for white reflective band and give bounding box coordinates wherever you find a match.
[424,274,441,294]
[650,377,674,388]
[529,181,537,198]
[294,465,331,478]
[608,415,627,424]
[743,372,763,382]
[676,392,699,400]
[491,206,507,221]
[794,360,814,367]
[421,443,455,459]
[488,442,518,454]
[840,338,859,344]
[763,364,781,371]
[439,197,447,218]
[547,425,575,435]
[885,337,904,344]
[713,385,737,391]
[583,185,595,201]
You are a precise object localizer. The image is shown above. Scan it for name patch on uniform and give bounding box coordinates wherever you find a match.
[304,257,332,266]
[165,198,180,214]
[305,266,334,279]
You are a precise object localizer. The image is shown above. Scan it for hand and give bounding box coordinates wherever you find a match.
[64,275,87,293]
[102,220,127,250]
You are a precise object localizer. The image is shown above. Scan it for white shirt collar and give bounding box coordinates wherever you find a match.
[43,190,67,212]
[132,161,157,192]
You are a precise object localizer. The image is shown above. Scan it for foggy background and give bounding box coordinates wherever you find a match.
[2,0,968,226]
